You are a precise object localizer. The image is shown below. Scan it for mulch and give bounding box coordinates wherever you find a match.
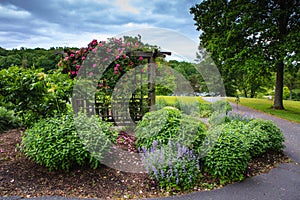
[0,129,291,199]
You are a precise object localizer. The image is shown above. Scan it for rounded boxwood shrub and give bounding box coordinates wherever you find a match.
[21,113,117,171]
[135,107,207,152]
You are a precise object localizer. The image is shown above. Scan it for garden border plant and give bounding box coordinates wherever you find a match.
[21,111,118,171]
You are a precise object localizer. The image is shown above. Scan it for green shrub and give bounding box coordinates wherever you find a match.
[135,107,207,152]
[198,102,212,118]
[208,111,227,126]
[203,122,251,184]
[211,100,232,114]
[247,119,285,153]
[0,66,73,127]
[174,99,199,115]
[140,140,201,191]
[178,114,208,154]
[0,107,20,133]
[135,107,181,150]
[21,113,116,171]
[203,119,285,183]
[155,97,169,110]
[208,100,233,126]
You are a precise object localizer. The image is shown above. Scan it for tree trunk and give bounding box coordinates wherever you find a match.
[250,87,256,98]
[243,89,247,98]
[273,0,288,110]
[273,61,285,109]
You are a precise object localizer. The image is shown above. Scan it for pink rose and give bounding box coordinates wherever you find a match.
[139,56,143,61]
[82,56,85,60]
[92,64,97,68]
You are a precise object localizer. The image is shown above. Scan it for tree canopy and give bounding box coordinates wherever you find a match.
[191,0,300,109]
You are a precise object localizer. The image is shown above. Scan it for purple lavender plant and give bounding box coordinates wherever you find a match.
[139,140,201,191]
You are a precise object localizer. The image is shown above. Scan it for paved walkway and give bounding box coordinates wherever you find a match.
[2,99,300,200]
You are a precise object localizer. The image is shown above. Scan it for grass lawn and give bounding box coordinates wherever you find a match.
[226,97,300,124]
[156,96,209,105]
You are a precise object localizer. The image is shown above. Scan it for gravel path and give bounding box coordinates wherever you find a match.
[2,98,300,200]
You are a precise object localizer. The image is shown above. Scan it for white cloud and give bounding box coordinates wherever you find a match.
[0,4,31,18]
[0,0,201,51]
[114,0,140,14]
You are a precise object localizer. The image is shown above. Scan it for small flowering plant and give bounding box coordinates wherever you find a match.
[139,140,202,192]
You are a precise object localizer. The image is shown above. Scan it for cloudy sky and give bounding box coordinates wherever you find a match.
[0,0,201,51]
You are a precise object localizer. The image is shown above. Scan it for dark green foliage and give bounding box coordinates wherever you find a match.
[21,113,117,171]
[190,0,300,107]
[135,107,181,150]
[0,107,20,133]
[135,107,207,152]
[246,119,285,154]
[0,46,64,71]
[203,119,285,183]
[0,66,73,127]
[203,122,251,184]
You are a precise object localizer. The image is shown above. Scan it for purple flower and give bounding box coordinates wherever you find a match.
[152,166,158,180]
[160,169,164,178]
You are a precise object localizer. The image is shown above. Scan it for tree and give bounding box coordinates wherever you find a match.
[191,0,300,109]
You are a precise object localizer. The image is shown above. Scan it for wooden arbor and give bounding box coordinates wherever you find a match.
[92,49,171,125]
[72,49,171,124]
